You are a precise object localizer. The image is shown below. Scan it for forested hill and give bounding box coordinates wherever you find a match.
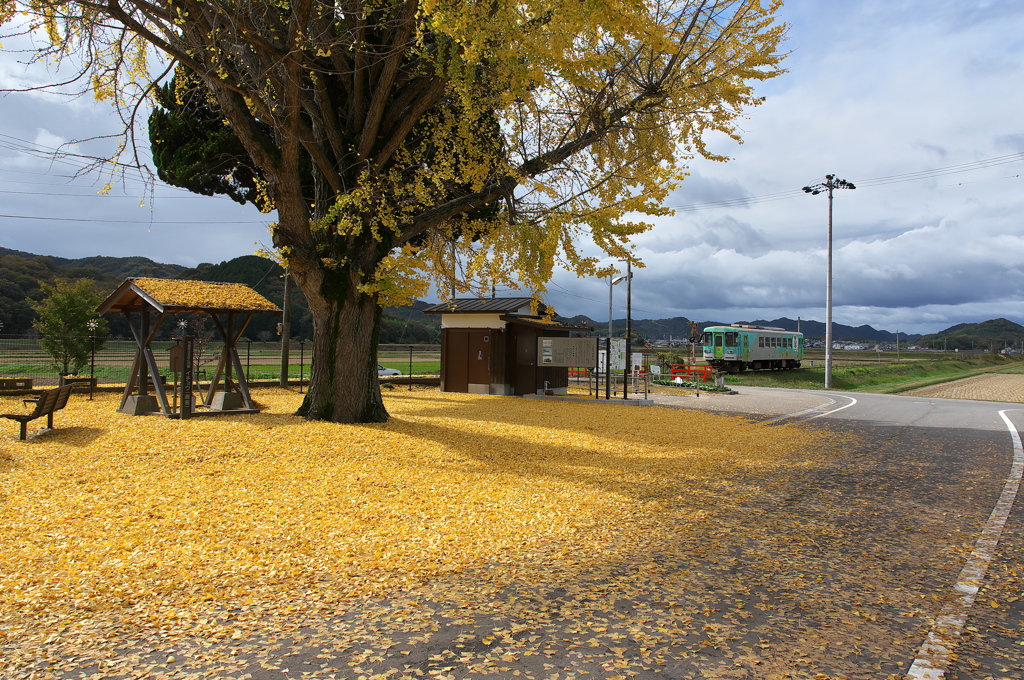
[0,249,439,343]
[916,318,1024,351]
[176,257,439,343]
[0,248,186,334]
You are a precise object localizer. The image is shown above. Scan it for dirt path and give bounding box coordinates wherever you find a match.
[902,372,1024,402]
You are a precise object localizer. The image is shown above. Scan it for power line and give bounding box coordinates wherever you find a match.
[666,151,1024,212]
[0,212,270,225]
[546,281,668,320]
[0,186,245,200]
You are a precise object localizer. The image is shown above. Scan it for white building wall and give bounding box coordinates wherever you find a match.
[439,313,508,329]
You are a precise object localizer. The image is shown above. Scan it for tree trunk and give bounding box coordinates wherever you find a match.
[294,279,388,423]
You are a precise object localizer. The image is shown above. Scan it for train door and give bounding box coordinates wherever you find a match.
[713,332,724,359]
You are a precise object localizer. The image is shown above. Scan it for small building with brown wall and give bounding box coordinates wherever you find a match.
[423,298,590,396]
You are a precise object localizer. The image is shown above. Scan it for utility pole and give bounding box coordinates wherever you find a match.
[279,267,292,387]
[803,174,856,389]
[625,261,632,401]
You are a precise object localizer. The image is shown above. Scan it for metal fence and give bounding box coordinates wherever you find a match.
[0,335,441,390]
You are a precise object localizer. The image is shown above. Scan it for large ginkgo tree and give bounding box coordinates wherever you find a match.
[1,0,786,423]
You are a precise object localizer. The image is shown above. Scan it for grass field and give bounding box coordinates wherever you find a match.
[0,340,442,386]
[719,350,1024,393]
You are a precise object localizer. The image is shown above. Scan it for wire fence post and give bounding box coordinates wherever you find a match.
[88,325,97,400]
[409,345,413,391]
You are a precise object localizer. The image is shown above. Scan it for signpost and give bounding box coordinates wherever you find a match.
[180,336,194,419]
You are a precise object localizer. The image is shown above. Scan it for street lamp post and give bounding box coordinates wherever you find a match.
[608,273,627,338]
[607,270,628,398]
[624,261,633,401]
[802,174,856,389]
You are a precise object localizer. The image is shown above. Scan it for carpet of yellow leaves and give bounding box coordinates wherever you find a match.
[0,388,833,673]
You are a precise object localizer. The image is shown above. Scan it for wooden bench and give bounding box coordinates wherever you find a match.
[1,384,74,440]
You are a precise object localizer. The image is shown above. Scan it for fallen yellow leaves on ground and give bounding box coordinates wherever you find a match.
[0,388,834,662]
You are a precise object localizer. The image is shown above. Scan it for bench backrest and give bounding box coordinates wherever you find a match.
[28,385,73,418]
[53,384,74,411]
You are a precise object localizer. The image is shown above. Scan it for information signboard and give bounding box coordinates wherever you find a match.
[598,339,627,372]
[538,337,599,367]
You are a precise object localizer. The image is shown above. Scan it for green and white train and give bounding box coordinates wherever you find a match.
[700,324,803,372]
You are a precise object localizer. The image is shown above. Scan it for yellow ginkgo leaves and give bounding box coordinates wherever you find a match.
[131,278,280,311]
[0,387,834,672]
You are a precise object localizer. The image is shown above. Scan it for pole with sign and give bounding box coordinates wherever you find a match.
[180,336,195,419]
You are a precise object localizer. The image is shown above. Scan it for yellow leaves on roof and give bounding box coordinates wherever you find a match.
[524,316,565,326]
[132,277,279,311]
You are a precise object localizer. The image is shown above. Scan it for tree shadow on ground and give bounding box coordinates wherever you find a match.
[22,425,106,447]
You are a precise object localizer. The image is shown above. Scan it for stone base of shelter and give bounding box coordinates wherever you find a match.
[119,394,160,416]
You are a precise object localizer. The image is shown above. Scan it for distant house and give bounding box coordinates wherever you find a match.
[423,298,590,396]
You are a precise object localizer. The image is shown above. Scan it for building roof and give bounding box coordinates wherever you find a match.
[98,277,281,315]
[423,297,591,331]
[422,297,542,315]
[500,315,592,332]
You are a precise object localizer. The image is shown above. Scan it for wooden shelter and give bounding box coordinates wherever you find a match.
[423,298,590,396]
[97,278,281,416]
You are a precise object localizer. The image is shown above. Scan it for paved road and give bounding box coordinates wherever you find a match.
[658,387,1024,679]
[42,388,1024,679]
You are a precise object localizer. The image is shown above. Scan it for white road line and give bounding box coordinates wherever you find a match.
[805,395,857,420]
[905,409,1024,680]
[761,394,856,424]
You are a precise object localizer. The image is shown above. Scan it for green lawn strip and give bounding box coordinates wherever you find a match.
[722,354,1024,393]
[859,362,1024,395]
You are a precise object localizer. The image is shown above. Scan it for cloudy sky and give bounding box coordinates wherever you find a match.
[1,0,1022,335]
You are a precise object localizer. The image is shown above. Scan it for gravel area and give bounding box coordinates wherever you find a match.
[901,373,1024,402]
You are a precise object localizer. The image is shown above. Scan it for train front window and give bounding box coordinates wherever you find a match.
[725,332,737,347]
[714,334,723,348]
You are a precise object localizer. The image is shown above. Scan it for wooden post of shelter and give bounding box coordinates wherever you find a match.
[97,278,281,417]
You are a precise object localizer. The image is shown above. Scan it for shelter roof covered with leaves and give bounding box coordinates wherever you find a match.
[98,277,281,315]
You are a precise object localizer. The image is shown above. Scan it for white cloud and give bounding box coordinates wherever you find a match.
[2,0,1024,335]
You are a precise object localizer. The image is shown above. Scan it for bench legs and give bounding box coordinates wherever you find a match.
[20,422,27,441]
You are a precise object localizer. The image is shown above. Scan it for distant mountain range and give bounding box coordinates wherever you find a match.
[4,247,1023,350]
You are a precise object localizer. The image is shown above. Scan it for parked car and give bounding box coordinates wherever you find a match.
[377,364,402,376]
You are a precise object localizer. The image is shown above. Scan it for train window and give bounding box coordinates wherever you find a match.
[714,334,723,347]
[725,332,737,346]
[758,337,764,348]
